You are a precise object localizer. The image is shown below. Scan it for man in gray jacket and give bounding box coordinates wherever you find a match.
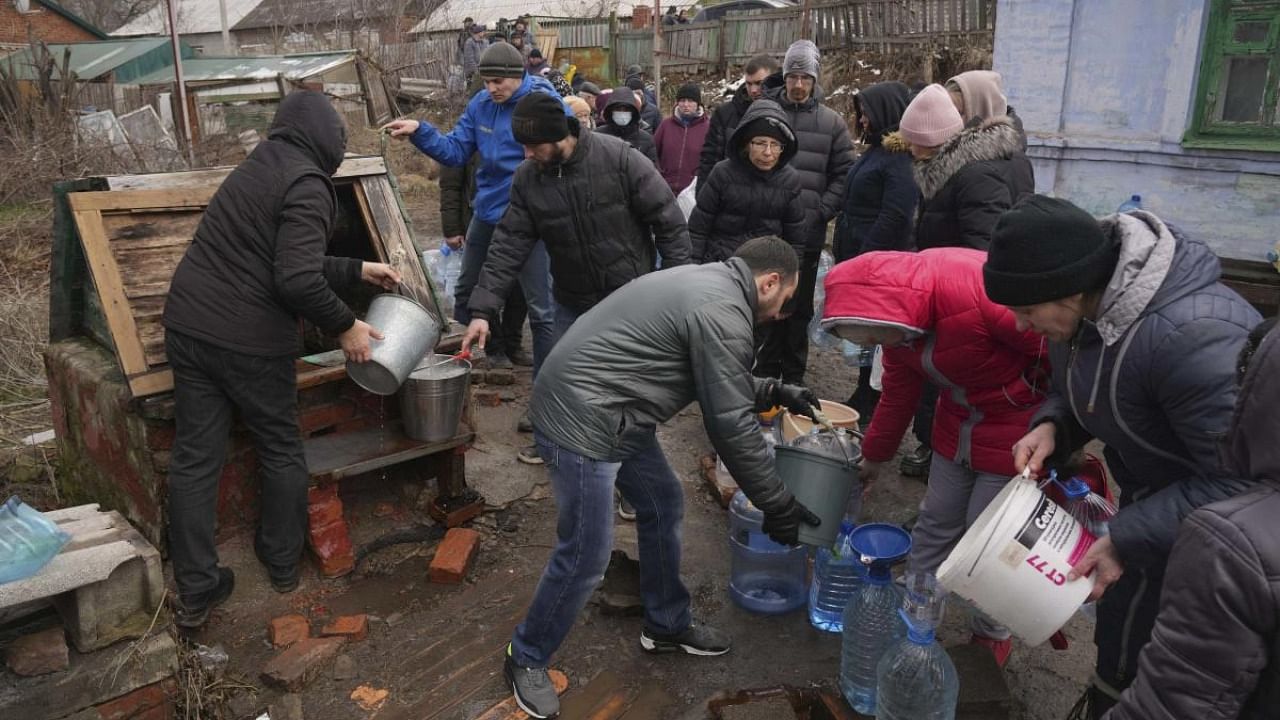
[461,24,488,83]
[499,237,823,719]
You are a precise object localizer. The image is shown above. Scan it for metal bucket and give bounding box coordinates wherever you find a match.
[346,294,440,395]
[774,443,862,547]
[399,354,472,442]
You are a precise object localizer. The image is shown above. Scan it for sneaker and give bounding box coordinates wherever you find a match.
[617,492,636,521]
[487,352,513,370]
[640,620,731,656]
[517,444,544,465]
[899,445,932,478]
[175,567,235,629]
[504,645,560,718]
[970,633,1013,668]
[517,413,534,433]
[508,348,534,367]
[254,541,300,593]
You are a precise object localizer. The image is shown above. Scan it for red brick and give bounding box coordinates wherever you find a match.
[261,636,346,691]
[321,614,368,642]
[307,486,345,527]
[308,486,355,577]
[6,626,68,676]
[429,528,480,584]
[473,389,502,407]
[0,3,101,45]
[96,680,171,720]
[269,614,310,648]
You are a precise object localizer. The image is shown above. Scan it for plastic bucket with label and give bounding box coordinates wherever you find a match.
[936,478,1094,646]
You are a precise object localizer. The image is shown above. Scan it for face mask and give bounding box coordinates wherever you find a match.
[611,111,633,126]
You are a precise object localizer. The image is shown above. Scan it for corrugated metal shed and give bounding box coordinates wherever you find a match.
[410,0,641,34]
[0,38,194,83]
[128,51,354,85]
[111,0,264,37]
[233,0,402,30]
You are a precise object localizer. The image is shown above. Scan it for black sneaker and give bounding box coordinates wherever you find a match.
[487,352,513,370]
[254,542,300,593]
[640,620,731,656]
[175,567,235,629]
[899,445,932,478]
[517,444,544,465]
[508,349,533,367]
[617,491,636,521]
[504,645,560,718]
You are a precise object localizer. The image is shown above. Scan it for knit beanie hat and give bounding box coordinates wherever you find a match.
[625,77,645,92]
[782,39,820,80]
[529,48,543,59]
[739,116,792,147]
[899,83,964,148]
[984,196,1120,307]
[478,42,525,79]
[511,92,569,145]
[579,81,600,96]
[676,82,701,105]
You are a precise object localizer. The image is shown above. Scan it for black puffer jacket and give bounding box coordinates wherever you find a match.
[163,91,362,356]
[1105,321,1280,720]
[688,100,807,263]
[765,81,855,248]
[438,155,479,239]
[696,83,751,184]
[910,117,1034,251]
[596,88,659,165]
[468,128,691,317]
[832,82,917,259]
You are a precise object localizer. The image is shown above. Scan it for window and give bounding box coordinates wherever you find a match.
[1187,0,1280,149]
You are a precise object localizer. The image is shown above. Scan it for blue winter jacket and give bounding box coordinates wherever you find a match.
[409,73,567,225]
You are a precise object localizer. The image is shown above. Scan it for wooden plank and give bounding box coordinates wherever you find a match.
[72,208,149,377]
[352,182,389,264]
[127,368,173,397]
[303,423,474,484]
[101,156,387,192]
[359,174,444,322]
[69,187,217,212]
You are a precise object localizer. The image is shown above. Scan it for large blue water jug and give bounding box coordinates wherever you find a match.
[728,491,807,614]
[807,521,863,632]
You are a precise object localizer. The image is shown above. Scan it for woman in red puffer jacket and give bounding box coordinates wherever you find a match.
[821,247,1047,665]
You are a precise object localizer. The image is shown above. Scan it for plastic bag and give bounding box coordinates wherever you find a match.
[0,496,71,585]
[676,177,697,221]
[870,346,884,391]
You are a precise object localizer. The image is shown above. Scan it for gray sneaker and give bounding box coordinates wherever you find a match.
[640,620,731,656]
[486,352,513,370]
[517,444,544,465]
[504,646,560,718]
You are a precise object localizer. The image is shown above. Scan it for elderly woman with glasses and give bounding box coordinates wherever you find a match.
[687,99,806,263]
[820,247,1048,667]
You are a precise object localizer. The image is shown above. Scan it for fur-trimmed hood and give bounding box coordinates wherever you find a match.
[881,130,912,154]
[913,116,1023,200]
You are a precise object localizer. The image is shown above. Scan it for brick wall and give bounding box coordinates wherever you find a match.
[0,2,100,45]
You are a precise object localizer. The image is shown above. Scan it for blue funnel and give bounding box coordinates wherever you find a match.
[850,523,911,583]
[1061,477,1092,501]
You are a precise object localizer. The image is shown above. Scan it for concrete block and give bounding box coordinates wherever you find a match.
[261,636,346,692]
[429,528,480,584]
[6,626,69,676]
[269,693,304,720]
[949,643,1011,720]
[269,614,310,648]
[321,614,368,642]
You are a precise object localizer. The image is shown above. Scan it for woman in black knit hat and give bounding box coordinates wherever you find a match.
[983,194,1261,719]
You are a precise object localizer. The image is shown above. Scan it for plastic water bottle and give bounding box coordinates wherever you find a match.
[841,339,863,367]
[728,491,807,615]
[1117,194,1142,213]
[439,243,463,309]
[809,251,839,350]
[875,572,958,720]
[840,524,912,715]
[808,520,864,632]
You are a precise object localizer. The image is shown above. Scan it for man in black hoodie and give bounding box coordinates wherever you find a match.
[596,86,658,165]
[161,91,401,627]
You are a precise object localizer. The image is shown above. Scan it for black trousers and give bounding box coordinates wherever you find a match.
[755,251,819,385]
[1087,567,1164,718]
[165,330,309,599]
[489,282,528,359]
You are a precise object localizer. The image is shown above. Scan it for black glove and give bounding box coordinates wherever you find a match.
[761,497,822,546]
[774,382,820,420]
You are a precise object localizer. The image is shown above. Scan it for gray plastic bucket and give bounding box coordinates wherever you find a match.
[399,355,472,442]
[346,294,440,395]
[774,444,862,547]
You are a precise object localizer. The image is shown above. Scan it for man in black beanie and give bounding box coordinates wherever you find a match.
[985,194,1260,719]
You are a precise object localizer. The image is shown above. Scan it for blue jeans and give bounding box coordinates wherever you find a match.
[454,217,555,377]
[551,300,583,346]
[510,431,692,668]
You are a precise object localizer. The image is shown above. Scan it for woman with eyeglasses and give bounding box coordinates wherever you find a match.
[820,246,1048,667]
[687,99,806,264]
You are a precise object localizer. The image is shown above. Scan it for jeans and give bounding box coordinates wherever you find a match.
[551,300,584,346]
[165,330,308,599]
[510,431,692,668]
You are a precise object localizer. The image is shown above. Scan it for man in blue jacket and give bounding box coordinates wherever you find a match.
[385,41,566,463]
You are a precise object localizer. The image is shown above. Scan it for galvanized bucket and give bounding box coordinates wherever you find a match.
[399,354,472,442]
[346,294,440,395]
[774,443,862,547]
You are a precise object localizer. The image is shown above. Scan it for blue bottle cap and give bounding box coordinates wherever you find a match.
[1062,477,1092,501]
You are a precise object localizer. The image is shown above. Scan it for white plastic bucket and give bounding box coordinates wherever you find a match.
[936,478,1095,646]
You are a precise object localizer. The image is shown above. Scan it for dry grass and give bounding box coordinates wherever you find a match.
[0,202,53,449]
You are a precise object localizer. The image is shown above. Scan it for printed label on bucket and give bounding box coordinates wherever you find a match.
[1003,494,1096,587]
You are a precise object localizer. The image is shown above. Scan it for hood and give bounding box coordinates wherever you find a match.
[1092,210,1177,345]
[947,70,1007,124]
[603,86,641,128]
[728,98,799,168]
[913,116,1022,200]
[880,130,912,154]
[854,82,911,145]
[820,250,951,339]
[268,90,346,175]
[1226,319,1280,484]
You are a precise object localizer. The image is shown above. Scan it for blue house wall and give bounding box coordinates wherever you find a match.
[994,0,1280,261]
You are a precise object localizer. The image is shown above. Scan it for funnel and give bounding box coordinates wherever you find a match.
[849,523,911,583]
[899,571,948,643]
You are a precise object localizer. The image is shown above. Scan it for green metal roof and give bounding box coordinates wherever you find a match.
[0,38,193,83]
[128,51,356,85]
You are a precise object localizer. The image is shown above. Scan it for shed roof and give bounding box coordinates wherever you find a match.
[233,0,405,31]
[0,37,191,82]
[111,0,264,37]
[409,0,641,34]
[129,51,354,85]
[33,0,109,39]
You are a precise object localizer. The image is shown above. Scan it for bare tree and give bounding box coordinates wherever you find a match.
[59,0,155,33]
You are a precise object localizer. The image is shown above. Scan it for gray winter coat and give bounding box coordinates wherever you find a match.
[1031,211,1261,570]
[528,258,795,515]
[1105,322,1280,720]
[462,37,487,77]
[766,83,855,249]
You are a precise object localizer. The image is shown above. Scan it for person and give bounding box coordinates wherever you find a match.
[653,82,710,195]
[1104,318,1278,720]
[383,42,563,457]
[578,81,601,107]
[697,53,780,184]
[525,48,548,76]
[760,39,854,385]
[457,17,474,53]
[461,24,488,83]
[509,18,537,54]
[821,247,1047,665]
[663,5,678,25]
[544,67,574,98]
[628,76,663,130]
[676,8,689,23]
[564,95,594,129]
[983,195,1261,718]
[831,80,916,428]
[509,32,529,62]
[161,91,402,627]
[688,99,805,263]
[596,86,658,164]
[438,155,529,368]
[501,236,824,718]
[945,70,1025,149]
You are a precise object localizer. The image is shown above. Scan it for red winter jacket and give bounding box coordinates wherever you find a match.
[822,249,1047,475]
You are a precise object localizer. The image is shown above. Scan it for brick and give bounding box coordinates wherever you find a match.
[307,486,355,577]
[307,485,345,527]
[429,528,480,584]
[6,626,69,676]
[261,636,346,692]
[96,680,171,720]
[321,614,368,642]
[473,389,502,407]
[269,615,310,648]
